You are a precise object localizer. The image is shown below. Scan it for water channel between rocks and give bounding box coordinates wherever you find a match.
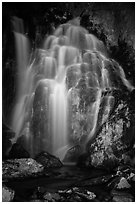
[5,164,111,201]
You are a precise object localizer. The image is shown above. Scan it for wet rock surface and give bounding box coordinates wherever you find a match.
[2,158,44,181]
[2,4,135,161]
[83,94,135,170]
[63,145,82,163]
[35,151,63,168]
[30,82,50,156]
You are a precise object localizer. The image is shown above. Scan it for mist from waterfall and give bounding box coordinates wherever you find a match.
[11,17,134,159]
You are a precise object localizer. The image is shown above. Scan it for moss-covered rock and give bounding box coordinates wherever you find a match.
[85,97,134,170]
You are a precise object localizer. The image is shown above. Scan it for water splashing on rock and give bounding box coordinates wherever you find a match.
[11,17,134,159]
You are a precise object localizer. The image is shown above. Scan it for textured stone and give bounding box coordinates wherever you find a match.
[2,158,44,180]
[58,187,96,202]
[2,185,15,202]
[29,80,51,157]
[43,192,54,201]
[43,192,61,201]
[66,47,134,158]
[75,190,96,201]
[116,177,131,189]
[35,151,63,168]
[112,195,133,202]
[111,190,134,202]
[86,98,134,170]
[128,172,135,182]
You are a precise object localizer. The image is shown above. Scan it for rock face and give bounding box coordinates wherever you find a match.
[2,185,15,202]
[31,81,50,157]
[2,158,44,181]
[84,92,134,170]
[2,3,134,163]
[2,123,15,159]
[35,151,63,168]
[66,56,134,166]
[80,3,135,87]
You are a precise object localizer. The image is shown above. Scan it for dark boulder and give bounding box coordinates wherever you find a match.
[77,152,90,167]
[8,143,30,159]
[35,151,63,168]
[63,145,82,163]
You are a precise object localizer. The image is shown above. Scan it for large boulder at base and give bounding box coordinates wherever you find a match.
[35,151,63,168]
[84,96,134,170]
[2,185,15,202]
[2,158,44,181]
[8,143,30,159]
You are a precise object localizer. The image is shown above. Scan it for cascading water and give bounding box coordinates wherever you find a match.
[11,17,134,160]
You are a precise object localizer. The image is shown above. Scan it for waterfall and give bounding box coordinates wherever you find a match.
[11,17,134,159]
[50,82,68,159]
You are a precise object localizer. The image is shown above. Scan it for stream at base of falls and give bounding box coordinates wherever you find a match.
[3,164,135,202]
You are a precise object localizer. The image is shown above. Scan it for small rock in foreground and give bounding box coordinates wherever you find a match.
[116,177,131,189]
[112,194,134,202]
[2,185,15,202]
[58,187,96,201]
[44,192,61,201]
[111,190,134,202]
